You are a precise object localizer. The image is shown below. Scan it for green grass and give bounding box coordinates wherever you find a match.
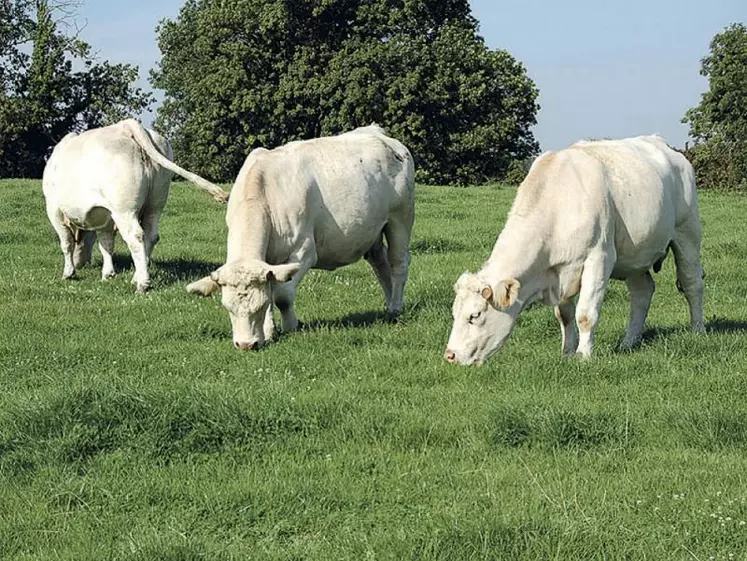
[2,179,747,560]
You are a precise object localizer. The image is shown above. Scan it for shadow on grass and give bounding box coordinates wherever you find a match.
[300,301,426,331]
[154,257,220,285]
[107,255,220,286]
[631,317,747,348]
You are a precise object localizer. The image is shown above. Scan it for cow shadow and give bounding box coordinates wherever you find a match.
[107,255,219,286]
[635,317,747,347]
[154,258,221,286]
[300,300,426,331]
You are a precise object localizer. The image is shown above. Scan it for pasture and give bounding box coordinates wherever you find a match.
[2,178,747,560]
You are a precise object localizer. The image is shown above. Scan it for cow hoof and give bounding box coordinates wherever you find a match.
[62,271,76,280]
[135,283,150,293]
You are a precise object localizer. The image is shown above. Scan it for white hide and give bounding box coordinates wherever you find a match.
[445,135,705,365]
[187,125,415,350]
[43,119,228,291]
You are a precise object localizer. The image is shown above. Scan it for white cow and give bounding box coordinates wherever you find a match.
[445,135,705,365]
[43,119,228,291]
[186,125,415,350]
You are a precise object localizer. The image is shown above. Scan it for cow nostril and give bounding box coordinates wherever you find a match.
[444,349,456,363]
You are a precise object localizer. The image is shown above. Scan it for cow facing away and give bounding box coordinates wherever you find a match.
[187,125,415,350]
[43,119,228,292]
[445,135,705,365]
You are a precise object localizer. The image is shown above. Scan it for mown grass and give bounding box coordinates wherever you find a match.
[1,179,747,560]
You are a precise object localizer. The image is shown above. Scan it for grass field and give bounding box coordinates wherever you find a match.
[2,179,747,560]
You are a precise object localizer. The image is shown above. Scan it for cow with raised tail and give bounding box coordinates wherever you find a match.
[186,125,415,350]
[43,119,229,292]
[445,135,705,365]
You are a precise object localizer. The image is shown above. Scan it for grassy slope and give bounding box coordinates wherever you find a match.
[1,179,747,560]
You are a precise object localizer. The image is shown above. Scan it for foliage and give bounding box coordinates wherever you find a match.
[683,23,747,191]
[3,178,747,558]
[0,0,153,179]
[151,0,540,185]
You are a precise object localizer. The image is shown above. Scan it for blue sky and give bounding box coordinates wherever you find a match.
[76,0,744,151]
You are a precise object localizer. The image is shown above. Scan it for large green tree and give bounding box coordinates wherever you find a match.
[683,23,747,191]
[152,0,540,184]
[0,0,153,178]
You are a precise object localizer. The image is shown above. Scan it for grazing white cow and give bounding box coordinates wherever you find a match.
[445,135,705,365]
[43,119,228,291]
[186,125,415,350]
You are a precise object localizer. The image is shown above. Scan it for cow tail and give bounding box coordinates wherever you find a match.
[123,119,229,203]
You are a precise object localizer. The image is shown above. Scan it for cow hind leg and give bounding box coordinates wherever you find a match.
[364,233,393,309]
[139,210,162,264]
[383,215,412,317]
[73,231,97,269]
[671,223,705,333]
[574,250,616,357]
[112,212,150,292]
[47,207,76,279]
[98,225,117,279]
[619,271,655,351]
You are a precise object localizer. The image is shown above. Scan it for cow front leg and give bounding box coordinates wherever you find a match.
[554,300,578,356]
[619,271,655,351]
[575,251,615,357]
[273,244,316,332]
[112,212,150,292]
[262,301,275,341]
[46,206,76,279]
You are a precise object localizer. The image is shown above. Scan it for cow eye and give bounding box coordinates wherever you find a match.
[469,311,481,323]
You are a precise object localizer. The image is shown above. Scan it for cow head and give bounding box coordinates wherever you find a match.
[186,259,300,350]
[444,272,521,366]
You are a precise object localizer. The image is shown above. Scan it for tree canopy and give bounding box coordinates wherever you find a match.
[152,0,540,185]
[683,23,747,191]
[0,0,152,178]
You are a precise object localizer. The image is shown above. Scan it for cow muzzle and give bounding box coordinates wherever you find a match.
[234,341,259,351]
[444,348,457,364]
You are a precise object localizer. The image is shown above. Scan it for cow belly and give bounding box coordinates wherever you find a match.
[313,223,384,270]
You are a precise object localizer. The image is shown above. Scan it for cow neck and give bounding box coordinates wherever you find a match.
[480,217,547,292]
[226,199,271,263]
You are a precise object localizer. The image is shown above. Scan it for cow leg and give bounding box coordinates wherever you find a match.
[73,231,96,269]
[619,271,655,351]
[671,222,705,333]
[364,234,393,308]
[574,250,615,357]
[262,302,275,341]
[98,225,117,279]
[383,215,413,317]
[112,212,150,292]
[273,244,316,332]
[140,210,162,264]
[46,206,76,279]
[555,300,578,356]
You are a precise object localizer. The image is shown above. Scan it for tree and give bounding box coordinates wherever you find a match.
[683,23,747,191]
[0,0,153,178]
[152,0,540,185]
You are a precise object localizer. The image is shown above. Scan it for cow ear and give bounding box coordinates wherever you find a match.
[186,274,221,297]
[266,262,301,284]
[492,279,521,309]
